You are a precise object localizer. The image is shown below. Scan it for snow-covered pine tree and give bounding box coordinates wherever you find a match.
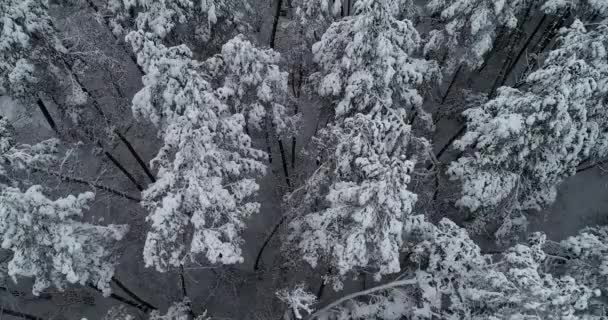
[0,185,128,296]
[127,31,267,271]
[286,0,438,284]
[542,0,608,17]
[448,20,608,231]
[424,0,531,71]
[107,0,250,48]
[0,117,128,296]
[306,218,599,319]
[294,0,342,44]
[0,0,65,102]
[288,113,430,284]
[209,34,297,138]
[312,0,439,123]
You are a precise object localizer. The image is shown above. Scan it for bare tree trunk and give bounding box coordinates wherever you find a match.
[291,135,297,169]
[35,99,145,192]
[428,125,466,168]
[114,130,156,183]
[83,0,144,75]
[103,149,144,191]
[89,284,153,313]
[488,3,534,97]
[36,98,59,134]
[1,308,45,320]
[253,215,288,271]
[269,0,285,49]
[501,15,548,87]
[316,267,332,299]
[519,11,571,80]
[264,122,274,164]
[278,138,292,189]
[111,277,158,311]
[440,64,463,104]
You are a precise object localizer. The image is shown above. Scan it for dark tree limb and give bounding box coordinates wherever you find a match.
[431,125,466,166]
[34,99,145,193]
[113,130,156,183]
[278,139,292,190]
[501,15,548,87]
[88,284,151,313]
[33,168,141,202]
[576,158,608,173]
[269,0,285,49]
[83,0,144,75]
[254,215,288,271]
[111,277,157,311]
[103,150,144,191]
[440,64,463,104]
[36,99,59,134]
[0,308,45,320]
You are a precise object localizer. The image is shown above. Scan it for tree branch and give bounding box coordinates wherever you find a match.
[307,278,418,319]
[0,307,45,320]
[111,277,157,311]
[32,167,141,202]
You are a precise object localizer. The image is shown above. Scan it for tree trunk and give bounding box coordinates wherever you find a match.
[440,64,463,104]
[264,122,274,164]
[524,11,571,76]
[488,3,534,97]
[1,308,45,320]
[291,136,297,169]
[84,0,144,75]
[36,99,59,134]
[89,284,152,313]
[316,267,331,299]
[111,277,157,311]
[253,215,288,271]
[278,139,292,189]
[269,0,285,49]
[103,149,144,191]
[114,130,156,183]
[501,15,548,87]
[428,125,466,169]
[35,99,145,193]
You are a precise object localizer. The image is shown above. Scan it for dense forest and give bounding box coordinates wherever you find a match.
[2,0,608,319]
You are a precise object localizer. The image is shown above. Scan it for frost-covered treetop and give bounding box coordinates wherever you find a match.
[128,32,267,271]
[0,0,64,99]
[425,0,530,70]
[322,219,599,319]
[542,0,608,16]
[313,0,439,119]
[288,113,429,283]
[0,186,128,296]
[294,0,342,43]
[108,0,249,43]
[411,222,596,319]
[546,19,608,159]
[211,35,297,136]
[448,20,607,214]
